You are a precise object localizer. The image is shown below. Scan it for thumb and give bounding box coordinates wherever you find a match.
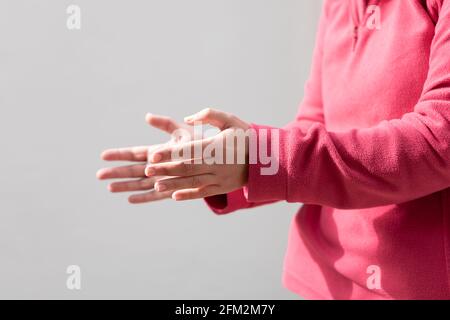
[184,108,234,130]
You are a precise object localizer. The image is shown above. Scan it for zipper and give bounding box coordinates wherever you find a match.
[351,0,381,51]
[351,0,374,51]
[351,0,361,51]
[352,26,359,51]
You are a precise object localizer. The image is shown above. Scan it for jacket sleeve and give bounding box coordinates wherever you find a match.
[245,0,450,210]
[205,2,329,215]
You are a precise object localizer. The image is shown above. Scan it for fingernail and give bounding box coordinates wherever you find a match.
[146,166,156,176]
[155,183,167,192]
[151,153,162,163]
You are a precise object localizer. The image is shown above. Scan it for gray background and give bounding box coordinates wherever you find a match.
[0,0,321,299]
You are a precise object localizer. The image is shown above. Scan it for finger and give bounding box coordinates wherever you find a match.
[145,161,212,178]
[171,185,222,201]
[101,146,149,162]
[108,177,158,193]
[148,138,213,164]
[128,190,172,204]
[97,164,146,180]
[154,174,216,192]
[146,113,180,134]
[184,108,234,130]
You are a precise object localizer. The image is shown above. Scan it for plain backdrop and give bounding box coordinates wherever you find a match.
[0,0,321,299]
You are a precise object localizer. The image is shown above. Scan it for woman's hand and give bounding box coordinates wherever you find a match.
[97,113,194,204]
[146,108,251,201]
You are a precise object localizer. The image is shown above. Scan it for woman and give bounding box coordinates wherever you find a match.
[98,0,450,299]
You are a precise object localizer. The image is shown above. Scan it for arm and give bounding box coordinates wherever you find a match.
[204,3,328,214]
[245,0,450,209]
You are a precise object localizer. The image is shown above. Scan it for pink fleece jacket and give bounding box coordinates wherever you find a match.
[205,0,450,300]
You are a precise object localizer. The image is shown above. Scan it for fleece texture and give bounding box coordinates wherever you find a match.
[205,0,450,300]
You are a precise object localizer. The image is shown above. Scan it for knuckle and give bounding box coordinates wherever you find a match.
[198,189,208,198]
[229,114,238,123]
[202,108,213,117]
[174,161,187,175]
[165,180,175,189]
[191,175,200,187]
[156,166,166,176]
[183,162,193,175]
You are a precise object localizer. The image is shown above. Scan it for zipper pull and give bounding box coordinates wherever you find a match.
[352,26,359,51]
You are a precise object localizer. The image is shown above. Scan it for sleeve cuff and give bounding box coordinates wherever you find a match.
[244,124,288,203]
[204,189,252,215]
